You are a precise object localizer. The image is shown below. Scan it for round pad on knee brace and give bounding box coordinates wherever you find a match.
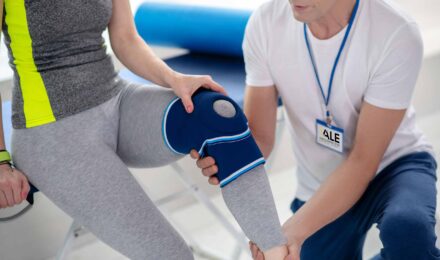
[213,99,236,118]
[162,89,265,187]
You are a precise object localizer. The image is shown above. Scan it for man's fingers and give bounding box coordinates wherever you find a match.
[181,95,194,113]
[196,156,215,169]
[256,250,265,260]
[208,176,219,185]
[202,165,218,177]
[248,241,254,259]
[190,150,200,159]
[250,242,258,259]
[284,254,295,260]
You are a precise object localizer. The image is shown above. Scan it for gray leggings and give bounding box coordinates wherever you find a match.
[11,79,285,259]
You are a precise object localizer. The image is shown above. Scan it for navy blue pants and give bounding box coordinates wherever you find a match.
[291,152,439,260]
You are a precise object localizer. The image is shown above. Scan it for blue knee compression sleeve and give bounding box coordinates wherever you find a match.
[162,90,265,188]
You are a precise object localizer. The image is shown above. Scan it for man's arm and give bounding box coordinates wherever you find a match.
[244,85,279,158]
[282,102,406,248]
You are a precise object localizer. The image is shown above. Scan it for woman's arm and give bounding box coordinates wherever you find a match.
[107,0,225,113]
[107,0,176,88]
[282,102,406,252]
[1,0,3,43]
[0,0,31,208]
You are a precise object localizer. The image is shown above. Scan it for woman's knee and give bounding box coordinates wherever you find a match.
[163,90,265,187]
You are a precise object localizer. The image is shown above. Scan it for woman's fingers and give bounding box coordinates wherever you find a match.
[3,186,15,207]
[181,94,194,113]
[0,191,7,208]
[0,167,30,207]
[20,174,30,201]
[11,175,22,204]
[202,76,227,95]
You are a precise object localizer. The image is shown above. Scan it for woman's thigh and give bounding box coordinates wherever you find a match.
[116,82,183,168]
[11,96,193,260]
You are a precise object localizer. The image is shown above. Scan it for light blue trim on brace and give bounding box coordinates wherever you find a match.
[198,128,251,156]
[219,157,266,188]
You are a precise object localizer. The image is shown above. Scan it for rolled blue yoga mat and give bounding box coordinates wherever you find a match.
[134,2,252,57]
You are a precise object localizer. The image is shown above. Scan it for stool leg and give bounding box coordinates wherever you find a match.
[55,220,82,260]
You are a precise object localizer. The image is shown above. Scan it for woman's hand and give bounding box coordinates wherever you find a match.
[0,164,30,208]
[169,73,227,113]
[190,150,219,185]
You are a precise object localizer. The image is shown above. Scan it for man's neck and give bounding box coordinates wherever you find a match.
[308,0,356,40]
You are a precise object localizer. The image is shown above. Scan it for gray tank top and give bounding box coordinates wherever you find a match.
[2,0,123,129]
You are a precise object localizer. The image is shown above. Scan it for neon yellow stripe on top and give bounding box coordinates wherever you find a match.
[5,0,55,128]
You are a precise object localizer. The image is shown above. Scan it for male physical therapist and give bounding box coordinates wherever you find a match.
[191,0,439,259]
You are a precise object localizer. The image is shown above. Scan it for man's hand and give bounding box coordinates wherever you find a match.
[190,150,219,185]
[249,241,297,260]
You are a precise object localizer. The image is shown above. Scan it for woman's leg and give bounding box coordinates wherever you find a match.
[11,91,194,260]
[116,82,286,251]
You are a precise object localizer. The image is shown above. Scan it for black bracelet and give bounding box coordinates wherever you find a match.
[0,160,11,166]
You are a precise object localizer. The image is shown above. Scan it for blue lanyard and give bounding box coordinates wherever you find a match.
[304,0,359,123]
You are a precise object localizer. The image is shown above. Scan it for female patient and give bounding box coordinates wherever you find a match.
[0,0,289,259]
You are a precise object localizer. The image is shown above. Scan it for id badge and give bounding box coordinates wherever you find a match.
[316,119,344,153]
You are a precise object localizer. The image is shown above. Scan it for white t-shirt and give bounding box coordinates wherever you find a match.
[243,0,435,201]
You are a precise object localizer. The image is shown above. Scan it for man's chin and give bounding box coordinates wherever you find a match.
[291,9,309,23]
[292,13,308,23]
